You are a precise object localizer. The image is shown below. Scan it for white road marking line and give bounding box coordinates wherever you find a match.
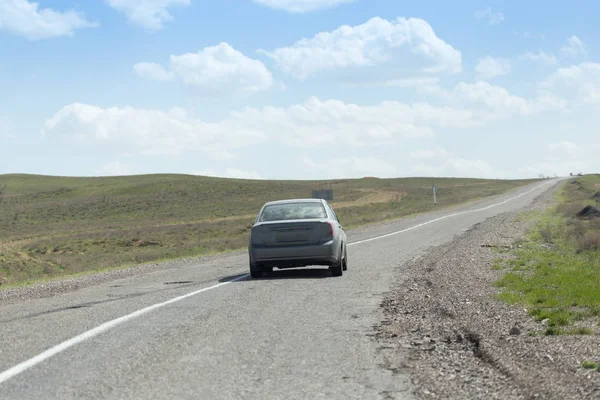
[348,180,554,247]
[0,274,248,385]
[0,180,555,385]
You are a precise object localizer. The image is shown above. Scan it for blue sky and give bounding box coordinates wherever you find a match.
[0,0,598,179]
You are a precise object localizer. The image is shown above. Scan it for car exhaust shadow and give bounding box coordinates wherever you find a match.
[265,268,332,279]
[218,268,332,282]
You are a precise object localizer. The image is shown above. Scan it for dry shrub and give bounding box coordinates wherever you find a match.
[557,202,586,218]
[567,219,588,240]
[539,224,553,243]
[576,231,600,252]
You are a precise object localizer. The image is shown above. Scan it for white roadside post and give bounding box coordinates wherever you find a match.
[433,184,437,206]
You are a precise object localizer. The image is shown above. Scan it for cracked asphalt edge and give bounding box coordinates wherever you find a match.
[373,185,600,399]
[0,249,247,306]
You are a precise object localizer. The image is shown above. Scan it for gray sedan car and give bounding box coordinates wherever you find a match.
[248,199,348,278]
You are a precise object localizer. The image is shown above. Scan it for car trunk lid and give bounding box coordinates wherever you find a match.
[251,220,333,246]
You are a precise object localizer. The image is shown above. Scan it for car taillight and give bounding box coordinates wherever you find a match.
[327,221,335,236]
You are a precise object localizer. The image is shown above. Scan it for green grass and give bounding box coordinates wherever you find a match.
[0,173,538,286]
[568,327,593,335]
[582,361,600,372]
[494,174,600,335]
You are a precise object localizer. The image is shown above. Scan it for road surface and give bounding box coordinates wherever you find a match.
[0,180,559,400]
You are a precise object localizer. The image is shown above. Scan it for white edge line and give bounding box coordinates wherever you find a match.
[347,180,554,247]
[0,180,555,385]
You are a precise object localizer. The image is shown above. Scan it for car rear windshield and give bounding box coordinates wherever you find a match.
[259,202,327,222]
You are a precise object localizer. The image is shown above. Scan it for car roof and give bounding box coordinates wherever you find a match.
[263,198,324,206]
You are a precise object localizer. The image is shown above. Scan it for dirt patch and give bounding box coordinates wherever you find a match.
[374,186,600,399]
[335,189,403,209]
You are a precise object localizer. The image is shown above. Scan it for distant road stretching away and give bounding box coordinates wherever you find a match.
[0,179,560,400]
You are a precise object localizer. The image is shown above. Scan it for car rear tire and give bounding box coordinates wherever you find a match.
[330,248,344,277]
[342,247,348,271]
[249,260,263,279]
[250,269,263,279]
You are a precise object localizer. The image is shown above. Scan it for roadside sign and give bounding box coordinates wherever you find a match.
[312,189,334,200]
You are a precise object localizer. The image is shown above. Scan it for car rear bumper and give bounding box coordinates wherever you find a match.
[250,242,339,268]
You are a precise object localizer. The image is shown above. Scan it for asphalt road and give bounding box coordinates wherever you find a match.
[0,180,560,400]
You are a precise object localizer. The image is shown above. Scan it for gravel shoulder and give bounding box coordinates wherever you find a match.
[374,184,600,399]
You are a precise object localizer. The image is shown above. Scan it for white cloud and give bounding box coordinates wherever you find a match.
[207,150,235,161]
[193,169,217,177]
[548,141,582,159]
[425,81,566,118]
[409,147,506,178]
[39,85,581,180]
[43,97,506,159]
[559,122,576,130]
[446,158,496,177]
[193,168,263,180]
[560,35,588,57]
[42,103,217,155]
[454,82,529,115]
[133,62,175,81]
[302,157,398,179]
[260,17,462,80]
[409,147,450,160]
[379,77,441,88]
[102,160,132,176]
[105,0,190,30]
[41,81,569,172]
[135,43,274,95]
[343,77,440,89]
[408,146,503,178]
[252,0,354,12]
[224,168,263,180]
[304,150,502,179]
[226,98,477,146]
[474,8,504,25]
[414,157,499,179]
[521,140,587,177]
[475,56,511,80]
[518,51,558,66]
[540,63,600,107]
[0,0,98,40]
[170,43,273,94]
[520,160,584,178]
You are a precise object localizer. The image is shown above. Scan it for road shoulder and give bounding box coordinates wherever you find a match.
[374,184,600,399]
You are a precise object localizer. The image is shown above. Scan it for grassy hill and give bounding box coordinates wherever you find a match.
[0,174,539,286]
[493,174,600,335]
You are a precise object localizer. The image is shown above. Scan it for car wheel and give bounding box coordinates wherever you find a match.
[249,261,263,279]
[250,269,263,279]
[330,248,344,277]
[342,247,348,271]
